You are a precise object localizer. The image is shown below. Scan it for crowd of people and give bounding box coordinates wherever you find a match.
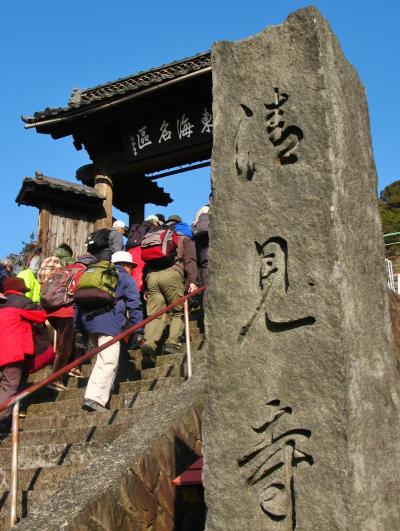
[0,199,210,430]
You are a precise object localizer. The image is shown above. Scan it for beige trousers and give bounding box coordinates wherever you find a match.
[84,334,120,407]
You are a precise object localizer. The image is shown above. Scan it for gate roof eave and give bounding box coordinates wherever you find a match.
[22,51,211,136]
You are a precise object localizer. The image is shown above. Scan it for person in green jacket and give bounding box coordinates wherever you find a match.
[53,244,74,268]
[17,268,41,303]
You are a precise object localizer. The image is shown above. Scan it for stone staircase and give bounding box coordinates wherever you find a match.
[0,312,204,529]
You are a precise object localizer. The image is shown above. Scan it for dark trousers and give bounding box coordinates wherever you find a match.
[0,361,27,422]
[199,263,208,287]
[48,317,75,373]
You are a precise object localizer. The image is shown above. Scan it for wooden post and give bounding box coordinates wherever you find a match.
[94,174,113,229]
[38,207,50,258]
[129,203,145,227]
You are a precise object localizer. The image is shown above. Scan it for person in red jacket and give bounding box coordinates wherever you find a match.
[126,215,162,295]
[141,215,197,368]
[44,254,97,390]
[0,277,46,430]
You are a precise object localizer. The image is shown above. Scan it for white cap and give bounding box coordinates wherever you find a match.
[111,251,136,267]
[145,215,158,222]
[113,220,125,228]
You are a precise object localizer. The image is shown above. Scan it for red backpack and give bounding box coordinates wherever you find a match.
[140,227,179,265]
[40,263,87,311]
[65,263,87,295]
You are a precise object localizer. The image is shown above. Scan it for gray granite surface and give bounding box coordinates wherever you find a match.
[204,6,400,530]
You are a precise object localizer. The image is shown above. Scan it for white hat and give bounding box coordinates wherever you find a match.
[111,251,136,267]
[145,215,158,222]
[113,220,125,228]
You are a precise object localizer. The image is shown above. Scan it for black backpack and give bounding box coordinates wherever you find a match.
[86,229,110,253]
[126,221,156,250]
[192,212,209,247]
[126,223,148,250]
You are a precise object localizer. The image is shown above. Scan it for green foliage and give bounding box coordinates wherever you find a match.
[21,231,36,254]
[380,180,400,205]
[379,180,400,257]
[5,232,36,273]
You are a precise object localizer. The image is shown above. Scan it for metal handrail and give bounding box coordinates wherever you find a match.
[2,285,205,528]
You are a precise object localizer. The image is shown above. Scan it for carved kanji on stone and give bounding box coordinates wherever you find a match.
[265,88,303,165]
[238,400,313,528]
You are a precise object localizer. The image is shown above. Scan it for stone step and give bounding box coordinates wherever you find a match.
[27,359,139,383]
[25,384,178,417]
[63,361,183,390]
[0,420,154,522]
[0,440,104,469]
[47,376,183,403]
[129,338,203,357]
[21,401,152,431]
[120,375,184,395]
[24,317,201,370]
[25,345,200,389]
[156,352,185,367]
[26,337,202,387]
[0,490,42,527]
[27,365,52,382]
[0,464,81,492]
[141,363,182,380]
[0,475,79,527]
[22,375,182,415]
[0,422,127,449]
[192,337,206,349]
[188,328,203,338]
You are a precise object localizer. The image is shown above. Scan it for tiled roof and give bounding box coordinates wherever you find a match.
[16,172,105,206]
[24,51,211,125]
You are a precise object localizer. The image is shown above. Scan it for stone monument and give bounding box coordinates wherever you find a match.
[204,6,400,529]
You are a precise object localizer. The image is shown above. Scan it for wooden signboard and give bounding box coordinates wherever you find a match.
[123,100,213,162]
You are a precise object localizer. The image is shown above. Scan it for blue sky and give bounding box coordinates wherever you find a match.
[1,0,398,256]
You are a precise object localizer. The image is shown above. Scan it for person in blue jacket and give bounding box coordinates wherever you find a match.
[0,259,12,294]
[74,251,143,412]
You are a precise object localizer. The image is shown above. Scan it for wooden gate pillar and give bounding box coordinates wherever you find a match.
[94,174,113,229]
[37,207,50,258]
[129,203,145,227]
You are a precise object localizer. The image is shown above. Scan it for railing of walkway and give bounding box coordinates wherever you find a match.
[384,232,400,293]
[386,258,395,291]
[0,286,206,529]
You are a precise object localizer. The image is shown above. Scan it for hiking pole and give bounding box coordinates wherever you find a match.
[183,299,192,379]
